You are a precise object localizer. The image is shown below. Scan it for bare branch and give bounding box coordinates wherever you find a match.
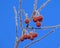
[28,24,60,30]
[13,6,18,38]
[24,30,54,48]
[13,6,19,48]
[22,10,28,18]
[33,0,37,11]
[13,6,18,25]
[29,0,38,21]
[38,0,50,12]
[15,41,20,48]
[18,0,23,30]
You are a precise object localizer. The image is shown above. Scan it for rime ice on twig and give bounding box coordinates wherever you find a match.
[19,0,23,30]
[38,0,50,12]
[24,30,54,48]
[28,24,60,30]
[13,6,18,40]
[34,0,37,11]
[13,6,19,48]
[23,10,29,18]
[40,24,60,30]
[30,0,38,21]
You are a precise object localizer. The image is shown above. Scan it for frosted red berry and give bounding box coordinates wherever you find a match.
[30,35,34,40]
[27,34,31,39]
[23,34,28,39]
[29,32,34,40]
[36,21,41,27]
[37,16,43,22]
[20,36,24,41]
[25,18,30,24]
[33,16,38,22]
[32,33,38,38]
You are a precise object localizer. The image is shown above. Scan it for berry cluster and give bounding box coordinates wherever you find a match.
[19,32,38,41]
[24,15,43,27]
[33,15,43,27]
[22,15,43,42]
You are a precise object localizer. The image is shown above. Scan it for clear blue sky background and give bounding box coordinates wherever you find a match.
[0,0,60,48]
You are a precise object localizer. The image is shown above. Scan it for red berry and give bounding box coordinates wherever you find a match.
[27,34,31,39]
[33,16,38,22]
[37,16,43,22]
[20,36,24,41]
[25,18,30,24]
[29,32,34,40]
[36,21,41,27]
[32,33,38,38]
[23,34,28,39]
[30,36,34,40]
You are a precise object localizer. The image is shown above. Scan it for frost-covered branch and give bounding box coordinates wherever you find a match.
[38,0,50,12]
[28,24,60,30]
[33,0,37,11]
[18,0,23,30]
[30,0,38,21]
[13,6,19,48]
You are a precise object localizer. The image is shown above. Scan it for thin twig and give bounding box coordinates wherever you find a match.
[24,30,54,48]
[27,24,60,30]
[33,0,37,11]
[38,0,50,12]
[15,0,23,48]
[19,0,23,30]
[13,6,18,41]
[13,6,19,48]
[29,0,38,21]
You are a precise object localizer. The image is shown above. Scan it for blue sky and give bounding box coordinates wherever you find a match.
[0,0,60,48]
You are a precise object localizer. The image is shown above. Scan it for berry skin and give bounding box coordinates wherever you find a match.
[37,16,43,22]
[36,21,41,27]
[25,18,30,24]
[32,33,38,38]
[30,36,34,40]
[27,34,31,39]
[33,16,38,22]
[20,36,24,41]
[23,34,28,39]
[29,32,34,40]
